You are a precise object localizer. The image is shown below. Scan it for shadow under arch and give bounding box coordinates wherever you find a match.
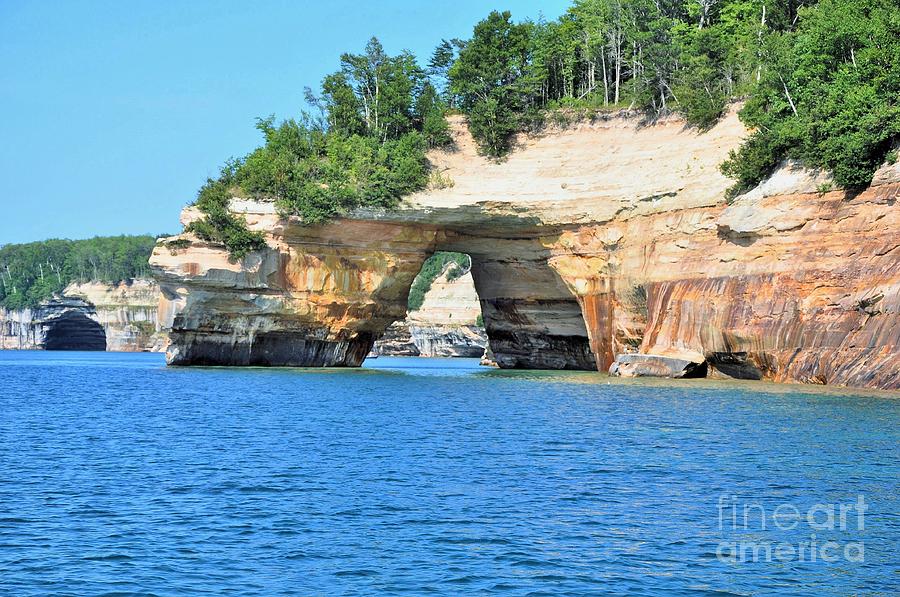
[431,229,596,370]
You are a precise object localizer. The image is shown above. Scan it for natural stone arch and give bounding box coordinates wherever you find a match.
[150,109,900,388]
[152,217,608,370]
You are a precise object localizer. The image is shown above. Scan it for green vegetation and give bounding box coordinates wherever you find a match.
[188,165,267,260]
[449,11,536,157]
[193,0,899,255]
[447,0,899,190]
[0,235,157,310]
[721,0,900,196]
[191,38,451,257]
[407,252,470,312]
[164,238,192,253]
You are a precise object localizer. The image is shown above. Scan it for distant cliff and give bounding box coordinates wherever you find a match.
[372,267,487,357]
[151,110,898,389]
[0,279,166,352]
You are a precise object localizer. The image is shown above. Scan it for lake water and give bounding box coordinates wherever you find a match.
[1,351,898,596]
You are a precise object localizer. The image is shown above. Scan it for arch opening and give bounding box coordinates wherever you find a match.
[43,312,106,351]
[373,251,487,359]
[398,233,597,370]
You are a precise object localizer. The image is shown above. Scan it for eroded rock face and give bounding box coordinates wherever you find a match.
[153,220,439,366]
[1,279,166,352]
[64,280,166,351]
[370,321,421,357]
[0,297,105,351]
[589,167,899,389]
[408,324,487,358]
[151,109,899,389]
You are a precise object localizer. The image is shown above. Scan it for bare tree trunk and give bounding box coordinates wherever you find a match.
[373,72,380,138]
[632,41,638,100]
[780,75,798,116]
[601,50,609,105]
[614,39,622,104]
[585,31,596,95]
[757,3,767,82]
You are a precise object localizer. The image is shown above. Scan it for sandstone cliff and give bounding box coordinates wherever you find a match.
[0,279,167,352]
[151,109,899,389]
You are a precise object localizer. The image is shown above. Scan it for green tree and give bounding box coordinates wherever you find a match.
[338,38,422,141]
[407,252,470,311]
[428,39,465,104]
[189,37,451,254]
[722,0,900,194]
[449,10,535,156]
[415,82,453,147]
[568,0,613,103]
[0,236,158,310]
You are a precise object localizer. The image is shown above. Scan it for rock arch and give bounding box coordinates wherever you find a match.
[435,232,596,370]
[150,110,900,389]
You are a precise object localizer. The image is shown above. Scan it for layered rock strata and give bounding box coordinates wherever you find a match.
[65,280,167,351]
[153,218,439,366]
[370,321,421,357]
[0,279,167,352]
[1,297,105,351]
[407,268,486,357]
[151,109,899,389]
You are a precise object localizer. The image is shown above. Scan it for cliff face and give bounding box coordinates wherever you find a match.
[0,279,167,352]
[371,321,421,357]
[153,218,438,366]
[0,298,106,351]
[64,280,167,351]
[151,109,899,389]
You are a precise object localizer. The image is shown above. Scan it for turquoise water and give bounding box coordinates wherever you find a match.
[1,352,898,596]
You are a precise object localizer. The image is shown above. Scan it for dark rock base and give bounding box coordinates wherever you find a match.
[489,330,596,370]
[166,331,375,367]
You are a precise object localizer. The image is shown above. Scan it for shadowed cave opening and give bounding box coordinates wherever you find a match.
[43,312,107,351]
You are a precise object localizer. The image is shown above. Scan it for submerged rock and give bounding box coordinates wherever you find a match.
[609,354,707,379]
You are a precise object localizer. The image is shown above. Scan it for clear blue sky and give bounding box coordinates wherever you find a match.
[0,1,569,245]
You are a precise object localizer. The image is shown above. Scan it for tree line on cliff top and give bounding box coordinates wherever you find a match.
[191,0,900,258]
[0,236,157,310]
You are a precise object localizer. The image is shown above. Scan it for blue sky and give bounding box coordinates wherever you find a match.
[0,1,570,245]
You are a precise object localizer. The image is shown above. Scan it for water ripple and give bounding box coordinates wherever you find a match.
[0,352,898,596]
